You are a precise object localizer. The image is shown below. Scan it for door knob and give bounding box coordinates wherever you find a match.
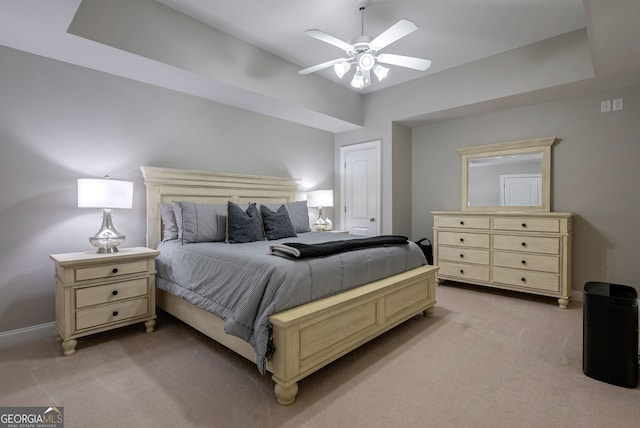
[369,218,375,222]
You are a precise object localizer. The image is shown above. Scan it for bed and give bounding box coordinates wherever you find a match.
[141,166,438,405]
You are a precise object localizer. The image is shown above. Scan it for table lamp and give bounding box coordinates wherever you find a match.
[307,190,334,231]
[77,175,133,253]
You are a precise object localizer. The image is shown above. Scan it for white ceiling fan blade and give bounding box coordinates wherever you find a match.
[299,58,352,75]
[376,53,432,71]
[370,19,418,51]
[305,29,353,52]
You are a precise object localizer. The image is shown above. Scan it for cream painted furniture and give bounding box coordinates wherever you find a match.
[432,211,572,308]
[433,137,573,308]
[50,247,160,356]
[141,166,438,405]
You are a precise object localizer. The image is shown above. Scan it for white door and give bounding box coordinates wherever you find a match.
[340,141,381,236]
[500,174,542,206]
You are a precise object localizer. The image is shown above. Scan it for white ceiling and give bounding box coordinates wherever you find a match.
[1,1,640,133]
[155,0,587,93]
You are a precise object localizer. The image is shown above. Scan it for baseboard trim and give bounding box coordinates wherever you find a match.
[0,322,56,349]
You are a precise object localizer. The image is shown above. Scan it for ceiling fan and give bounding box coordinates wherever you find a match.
[299,0,432,89]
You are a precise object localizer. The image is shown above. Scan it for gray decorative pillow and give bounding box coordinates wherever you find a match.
[285,200,311,233]
[260,205,296,240]
[263,201,311,233]
[173,201,227,244]
[160,203,178,241]
[227,202,264,243]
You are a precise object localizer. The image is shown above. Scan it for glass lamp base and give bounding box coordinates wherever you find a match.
[89,209,126,253]
[313,218,327,231]
[89,236,125,253]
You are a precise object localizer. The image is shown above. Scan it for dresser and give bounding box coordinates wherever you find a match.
[50,247,160,355]
[432,212,572,308]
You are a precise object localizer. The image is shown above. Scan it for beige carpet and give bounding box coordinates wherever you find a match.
[2,283,639,428]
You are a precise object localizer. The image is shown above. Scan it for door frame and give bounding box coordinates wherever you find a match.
[339,140,381,234]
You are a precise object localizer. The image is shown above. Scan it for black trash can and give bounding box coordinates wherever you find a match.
[583,282,639,388]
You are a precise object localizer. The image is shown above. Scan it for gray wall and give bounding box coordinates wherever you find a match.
[412,83,640,293]
[0,46,334,333]
[335,29,593,235]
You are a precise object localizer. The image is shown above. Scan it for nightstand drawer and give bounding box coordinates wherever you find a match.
[493,235,560,254]
[75,278,148,308]
[75,260,149,281]
[76,297,149,331]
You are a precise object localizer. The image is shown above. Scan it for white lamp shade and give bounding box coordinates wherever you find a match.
[351,70,364,88]
[307,190,334,208]
[373,64,389,82]
[78,178,133,209]
[333,62,352,78]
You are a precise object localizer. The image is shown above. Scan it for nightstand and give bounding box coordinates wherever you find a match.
[50,247,160,356]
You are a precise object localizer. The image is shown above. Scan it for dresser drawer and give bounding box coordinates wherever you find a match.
[439,261,490,282]
[493,267,559,292]
[438,246,490,265]
[493,251,559,273]
[437,216,490,230]
[75,278,148,308]
[438,231,490,248]
[493,235,560,255]
[75,260,149,282]
[493,217,560,233]
[75,297,149,331]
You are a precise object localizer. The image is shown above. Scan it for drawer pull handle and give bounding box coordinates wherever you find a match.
[112,311,119,317]
[521,277,526,282]
[112,268,119,274]
[521,223,527,228]
[460,238,464,243]
[112,290,118,296]
[521,260,526,265]
[521,242,527,247]
[460,221,464,225]
[460,269,464,274]
[460,254,464,258]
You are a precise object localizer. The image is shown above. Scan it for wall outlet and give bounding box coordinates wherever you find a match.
[601,100,611,113]
[613,98,624,111]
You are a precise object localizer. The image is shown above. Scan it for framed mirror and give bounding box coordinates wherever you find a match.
[459,137,556,212]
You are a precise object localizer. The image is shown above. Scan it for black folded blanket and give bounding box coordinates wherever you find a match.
[269,235,409,259]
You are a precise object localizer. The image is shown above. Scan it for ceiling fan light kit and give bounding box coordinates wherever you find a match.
[299,0,432,90]
[333,61,352,78]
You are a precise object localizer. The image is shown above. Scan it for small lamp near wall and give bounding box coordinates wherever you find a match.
[307,190,334,231]
[77,175,133,253]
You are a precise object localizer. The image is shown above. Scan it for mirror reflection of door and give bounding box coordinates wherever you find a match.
[500,173,542,206]
[467,153,543,207]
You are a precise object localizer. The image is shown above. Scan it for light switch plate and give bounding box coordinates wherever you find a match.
[613,98,624,111]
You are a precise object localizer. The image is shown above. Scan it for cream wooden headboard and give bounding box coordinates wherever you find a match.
[140,166,299,249]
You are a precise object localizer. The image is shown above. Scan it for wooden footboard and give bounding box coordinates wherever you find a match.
[269,264,437,404]
[157,264,437,405]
